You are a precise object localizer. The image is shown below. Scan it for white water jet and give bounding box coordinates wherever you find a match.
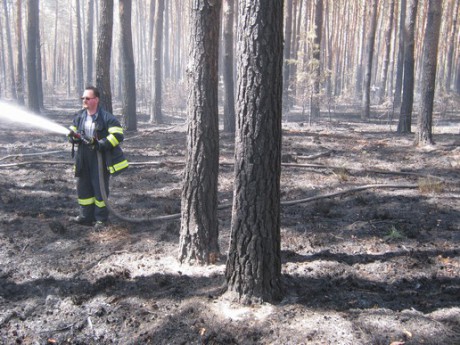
[0,101,69,135]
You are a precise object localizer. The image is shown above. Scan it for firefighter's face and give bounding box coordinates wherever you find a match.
[81,90,98,110]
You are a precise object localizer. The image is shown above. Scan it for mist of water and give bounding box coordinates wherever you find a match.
[0,101,70,136]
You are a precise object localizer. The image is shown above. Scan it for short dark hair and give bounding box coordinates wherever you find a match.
[85,85,100,98]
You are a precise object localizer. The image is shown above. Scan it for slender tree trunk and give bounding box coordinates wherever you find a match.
[378,0,395,104]
[445,0,459,92]
[282,0,293,113]
[119,0,137,131]
[85,0,94,85]
[415,0,442,146]
[394,0,407,107]
[179,0,221,265]
[222,0,235,134]
[26,0,40,113]
[36,14,43,109]
[310,0,323,119]
[75,0,84,93]
[397,0,418,133]
[361,0,378,120]
[225,0,284,304]
[150,0,164,123]
[96,0,114,113]
[16,0,24,105]
[3,0,17,99]
[354,1,366,98]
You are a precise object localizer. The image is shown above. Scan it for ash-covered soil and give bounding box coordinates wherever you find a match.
[0,101,459,345]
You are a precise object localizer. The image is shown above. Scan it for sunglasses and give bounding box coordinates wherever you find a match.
[81,97,96,101]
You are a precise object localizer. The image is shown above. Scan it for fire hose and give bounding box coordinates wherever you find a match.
[69,129,181,223]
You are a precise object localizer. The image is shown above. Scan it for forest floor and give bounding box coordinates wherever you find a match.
[0,99,459,345]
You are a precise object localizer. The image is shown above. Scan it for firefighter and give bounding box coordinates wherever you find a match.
[68,86,128,230]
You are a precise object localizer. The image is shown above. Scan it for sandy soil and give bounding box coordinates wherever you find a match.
[0,101,459,345]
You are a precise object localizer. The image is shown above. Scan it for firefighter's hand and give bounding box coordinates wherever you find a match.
[68,134,82,144]
[95,139,107,151]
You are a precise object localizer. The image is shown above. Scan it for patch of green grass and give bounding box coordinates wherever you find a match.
[384,225,406,242]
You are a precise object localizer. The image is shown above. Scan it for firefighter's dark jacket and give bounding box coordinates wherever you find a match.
[69,107,129,177]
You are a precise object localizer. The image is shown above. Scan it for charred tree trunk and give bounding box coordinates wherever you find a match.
[179,0,221,265]
[445,0,459,92]
[224,0,284,304]
[415,0,442,146]
[397,0,418,134]
[96,0,114,113]
[119,0,137,131]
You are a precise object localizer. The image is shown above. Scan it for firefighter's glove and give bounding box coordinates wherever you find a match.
[95,139,108,151]
[68,133,82,144]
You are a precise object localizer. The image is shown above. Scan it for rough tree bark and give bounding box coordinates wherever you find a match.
[96,0,114,113]
[119,0,137,131]
[179,0,221,265]
[415,0,442,146]
[222,0,235,134]
[224,0,284,304]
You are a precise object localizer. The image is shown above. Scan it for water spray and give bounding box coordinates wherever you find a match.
[0,101,70,136]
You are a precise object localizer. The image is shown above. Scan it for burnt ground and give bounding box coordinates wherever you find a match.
[0,99,459,345]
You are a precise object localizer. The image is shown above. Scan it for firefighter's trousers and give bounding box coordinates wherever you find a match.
[76,144,110,222]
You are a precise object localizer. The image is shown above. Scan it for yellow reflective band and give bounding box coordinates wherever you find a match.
[95,199,106,208]
[78,197,95,206]
[109,160,129,173]
[70,125,77,132]
[108,126,124,135]
[107,134,119,147]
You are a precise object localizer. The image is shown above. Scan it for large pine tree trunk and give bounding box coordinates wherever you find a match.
[222,0,235,134]
[150,0,164,124]
[26,0,40,113]
[415,0,442,146]
[96,0,113,113]
[397,0,418,134]
[179,0,221,265]
[119,0,137,131]
[225,0,283,304]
